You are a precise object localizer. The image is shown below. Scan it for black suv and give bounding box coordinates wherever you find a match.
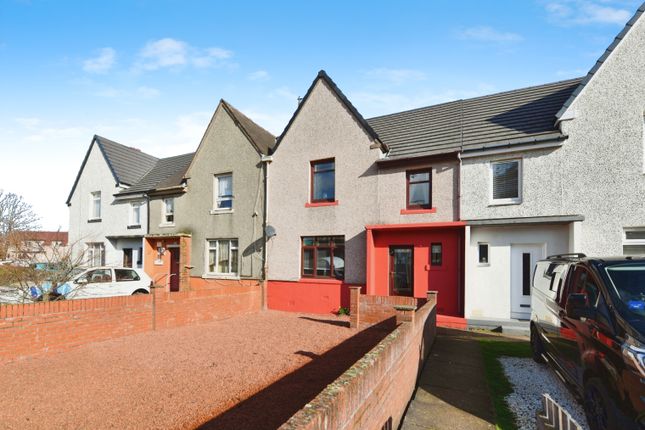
[530,254,645,430]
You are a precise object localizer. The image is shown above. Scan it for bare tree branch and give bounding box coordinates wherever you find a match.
[0,190,40,260]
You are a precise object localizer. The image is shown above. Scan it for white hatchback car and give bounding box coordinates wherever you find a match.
[57,267,152,299]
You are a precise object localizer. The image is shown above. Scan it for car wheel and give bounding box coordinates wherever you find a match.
[584,377,619,430]
[530,324,546,364]
[132,289,149,295]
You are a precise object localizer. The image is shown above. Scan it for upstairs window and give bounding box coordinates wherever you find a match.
[207,239,238,275]
[130,202,141,226]
[214,173,233,210]
[90,191,101,219]
[491,159,521,204]
[406,169,432,209]
[311,159,335,202]
[162,198,174,224]
[301,236,344,279]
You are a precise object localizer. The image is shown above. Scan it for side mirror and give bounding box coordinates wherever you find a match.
[566,293,596,320]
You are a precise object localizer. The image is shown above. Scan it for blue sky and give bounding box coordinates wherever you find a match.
[0,0,641,230]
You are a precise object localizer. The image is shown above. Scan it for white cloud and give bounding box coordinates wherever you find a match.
[457,26,523,43]
[364,68,427,85]
[13,117,41,127]
[248,70,270,81]
[135,38,233,71]
[82,47,116,73]
[544,1,633,25]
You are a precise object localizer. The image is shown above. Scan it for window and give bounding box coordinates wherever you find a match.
[90,191,101,219]
[207,239,239,275]
[86,243,105,267]
[431,243,442,266]
[162,198,174,224]
[478,243,489,264]
[78,268,112,284]
[301,236,344,279]
[130,202,142,226]
[137,247,143,268]
[311,159,335,202]
[407,169,432,209]
[491,160,521,204]
[115,269,140,282]
[623,228,645,255]
[214,174,233,210]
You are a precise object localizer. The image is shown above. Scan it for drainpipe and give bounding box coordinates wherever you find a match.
[260,154,273,311]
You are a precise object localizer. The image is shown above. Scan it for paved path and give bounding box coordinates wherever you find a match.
[401,327,496,430]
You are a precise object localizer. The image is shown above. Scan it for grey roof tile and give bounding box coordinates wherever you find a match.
[117,152,195,195]
[221,100,276,155]
[367,78,582,159]
[95,135,158,185]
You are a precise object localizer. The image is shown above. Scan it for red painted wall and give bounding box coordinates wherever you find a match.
[267,280,363,314]
[368,227,464,316]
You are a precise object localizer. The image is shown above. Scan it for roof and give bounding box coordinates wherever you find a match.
[556,2,645,119]
[368,78,582,160]
[117,152,195,196]
[17,231,68,246]
[272,70,387,154]
[220,100,276,155]
[66,135,158,205]
[95,135,158,186]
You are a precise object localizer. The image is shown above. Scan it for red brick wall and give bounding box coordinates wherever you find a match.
[0,283,261,363]
[280,294,437,430]
[359,294,418,325]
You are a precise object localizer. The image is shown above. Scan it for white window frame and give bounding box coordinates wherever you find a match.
[212,173,234,213]
[130,202,142,226]
[623,227,645,255]
[90,191,101,220]
[478,242,490,266]
[86,242,105,267]
[161,198,175,226]
[205,239,239,277]
[489,159,522,205]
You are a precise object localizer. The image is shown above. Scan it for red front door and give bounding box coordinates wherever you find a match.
[169,247,180,292]
[389,246,414,296]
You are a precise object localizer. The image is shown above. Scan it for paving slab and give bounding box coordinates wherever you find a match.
[401,327,496,430]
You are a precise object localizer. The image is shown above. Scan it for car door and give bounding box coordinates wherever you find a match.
[71,268,112,298]
[114,269,142,296]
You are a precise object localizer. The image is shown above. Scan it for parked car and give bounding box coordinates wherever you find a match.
[55,267,151,299]
[530,253,645,430]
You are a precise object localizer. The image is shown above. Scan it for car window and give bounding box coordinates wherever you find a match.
[115,269,140,282]
[79,269,112,283]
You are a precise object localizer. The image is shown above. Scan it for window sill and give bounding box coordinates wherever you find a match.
[202,273,239,280]
[210,209,234,215]
[158,223,175,228]
[489,200,522,207]
[478,263,491,267]
[87,218,102,223]
[400,208,436,215]
[305,200,338,208]
[299,277,344,284]
[127,225,141,230]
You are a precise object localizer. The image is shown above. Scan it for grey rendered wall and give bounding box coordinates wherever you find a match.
[377,159,459,223]
[558,14,645,256]
[68,143,147,266]
[267,80,383,284]
[149,107,265,279]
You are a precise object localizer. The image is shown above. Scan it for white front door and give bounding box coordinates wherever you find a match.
[511,244,544,319]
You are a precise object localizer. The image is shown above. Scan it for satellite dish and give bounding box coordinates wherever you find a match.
[265,225,277,238]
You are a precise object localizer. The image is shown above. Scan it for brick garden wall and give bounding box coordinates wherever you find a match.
[281,292,437,430]
[0,283,261,363]
[358,294,418,325]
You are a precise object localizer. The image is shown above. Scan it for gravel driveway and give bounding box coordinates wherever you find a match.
[1,310,392,430]
[500,357,589,430]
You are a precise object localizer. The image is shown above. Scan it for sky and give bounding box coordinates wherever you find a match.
[0,0,642,230]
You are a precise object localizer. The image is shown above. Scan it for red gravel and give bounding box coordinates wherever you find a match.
[1,310,393,430]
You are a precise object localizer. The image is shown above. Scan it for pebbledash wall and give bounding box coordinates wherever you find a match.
[0,284,261,363]
[280,291,437,430]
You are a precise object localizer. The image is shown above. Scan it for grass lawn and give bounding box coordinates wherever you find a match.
[478,336,532,430]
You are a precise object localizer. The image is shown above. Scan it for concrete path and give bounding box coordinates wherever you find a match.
[401,327,496,430]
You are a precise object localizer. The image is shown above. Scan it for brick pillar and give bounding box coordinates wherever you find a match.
[349,286,361,329]
[427,291,438,308]
[394,305,416,325]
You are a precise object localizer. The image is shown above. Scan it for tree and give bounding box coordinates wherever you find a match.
[0,190,40,260]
